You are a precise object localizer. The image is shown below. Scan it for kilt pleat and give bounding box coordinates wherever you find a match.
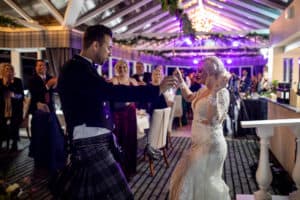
[49,134,134,200]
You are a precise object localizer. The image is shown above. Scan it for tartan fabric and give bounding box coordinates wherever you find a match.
[0,30,82,48]
[50,133,133,200]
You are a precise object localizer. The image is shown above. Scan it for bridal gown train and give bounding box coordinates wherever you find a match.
[169,88,230,200]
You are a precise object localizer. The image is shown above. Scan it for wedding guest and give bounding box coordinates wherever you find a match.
[28,60,65,172]
[239,69,251,93]
[110,60,138,180]
[132,61,151,85]
[0,63,24,151]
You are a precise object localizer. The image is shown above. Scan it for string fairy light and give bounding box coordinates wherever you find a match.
[188,0,213,32]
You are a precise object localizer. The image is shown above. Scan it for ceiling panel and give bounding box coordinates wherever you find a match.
[0,0,293,59]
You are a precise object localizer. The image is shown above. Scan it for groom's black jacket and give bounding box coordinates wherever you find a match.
[57,55,160,138]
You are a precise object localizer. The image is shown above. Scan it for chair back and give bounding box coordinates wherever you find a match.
[173,95,183,118]
[167,102,176,132]
[149,107,171,149]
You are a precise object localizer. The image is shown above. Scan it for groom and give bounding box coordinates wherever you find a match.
[51,25,178,200]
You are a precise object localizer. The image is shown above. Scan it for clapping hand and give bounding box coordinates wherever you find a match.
[173,68,184,84]
[46,77,58,88]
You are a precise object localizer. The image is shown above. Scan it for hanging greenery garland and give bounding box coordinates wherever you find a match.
[0,15,22,27]
[157,0,196,36]
[114,32,269,46]
[159,0,179,15]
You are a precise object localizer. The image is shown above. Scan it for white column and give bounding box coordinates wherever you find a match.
[10,49,22,79]
[289,126,300,200]
[254,126,273,200]
[148,64,152,72]
[132,61,136,74]
[37,49,42,60]
[108,57,113,79]
[97,65,102,76]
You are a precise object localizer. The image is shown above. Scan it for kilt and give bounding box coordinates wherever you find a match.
[49,133,134,200]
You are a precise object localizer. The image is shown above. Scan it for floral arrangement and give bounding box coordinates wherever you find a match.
[158,0,195,35]
[0,15,22,28]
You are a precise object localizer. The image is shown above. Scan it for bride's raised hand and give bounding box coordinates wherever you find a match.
[173,68,184,84]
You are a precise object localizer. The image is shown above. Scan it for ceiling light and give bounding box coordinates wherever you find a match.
[188,0,213,32]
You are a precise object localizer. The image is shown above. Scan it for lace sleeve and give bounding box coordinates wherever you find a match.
[216,88,230,123]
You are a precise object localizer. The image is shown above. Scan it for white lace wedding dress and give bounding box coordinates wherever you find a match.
[169,88,230,200]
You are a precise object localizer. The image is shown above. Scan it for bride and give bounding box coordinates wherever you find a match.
[169,56,231,200]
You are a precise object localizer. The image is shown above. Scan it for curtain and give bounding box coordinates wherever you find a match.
[45,48,80,76]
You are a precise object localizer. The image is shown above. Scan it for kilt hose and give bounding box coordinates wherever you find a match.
[49,133,134,200]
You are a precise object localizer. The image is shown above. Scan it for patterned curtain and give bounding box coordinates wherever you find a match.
[45,48,80,76]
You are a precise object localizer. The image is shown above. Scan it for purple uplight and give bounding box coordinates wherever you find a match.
[232,41,239,47]
[226,59,232,64]
[193,59,199,64]
[184,37,193,46]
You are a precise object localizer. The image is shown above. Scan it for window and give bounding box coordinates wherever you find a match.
[283,58,293,83]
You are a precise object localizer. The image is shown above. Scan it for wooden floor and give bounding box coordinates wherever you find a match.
[0,125,295,200]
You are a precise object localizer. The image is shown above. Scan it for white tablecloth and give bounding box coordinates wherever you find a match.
[136,110,150,139]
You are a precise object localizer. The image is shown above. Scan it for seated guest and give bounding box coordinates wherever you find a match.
[132,61,151,85]
[251,75,258,93]
[0,63,24,151]
[110,60,138,180]
[28,60,65,173]
[239,69,251,93]
[132,62,152,111]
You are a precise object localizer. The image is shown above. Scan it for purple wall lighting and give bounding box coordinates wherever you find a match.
[232,41,239,47]
[193,59,199,64]
[184,37,193,46]
[226,58,232,64]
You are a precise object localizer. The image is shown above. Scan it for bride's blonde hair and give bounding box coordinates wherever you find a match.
[202,56,227,76]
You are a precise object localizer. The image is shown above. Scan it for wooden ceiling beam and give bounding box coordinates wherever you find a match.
[143,16,177,33]
[75,0,122,26]
[112,4,161,32]
[204,3,266,29]
[252,0,285,11]
[15,18,45,30]
[4,0,35,22]
[40,0,64,25]
[125,12,169,34]
[100,0,152,26]
[4,0,44,30]
[230,0,278,19]
[206,0,273,26]
[63,0,84,27]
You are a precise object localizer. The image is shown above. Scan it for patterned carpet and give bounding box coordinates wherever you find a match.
[0,136,295,200]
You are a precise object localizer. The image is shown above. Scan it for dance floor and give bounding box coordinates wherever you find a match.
[0,126,295,200]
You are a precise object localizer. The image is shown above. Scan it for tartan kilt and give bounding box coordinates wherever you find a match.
[49,133,134,200]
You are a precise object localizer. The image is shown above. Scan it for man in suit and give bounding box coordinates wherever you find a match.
[51,25,177,200]
[239,69,251,93]
[132,61,151,85]
[28,60,65,172]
